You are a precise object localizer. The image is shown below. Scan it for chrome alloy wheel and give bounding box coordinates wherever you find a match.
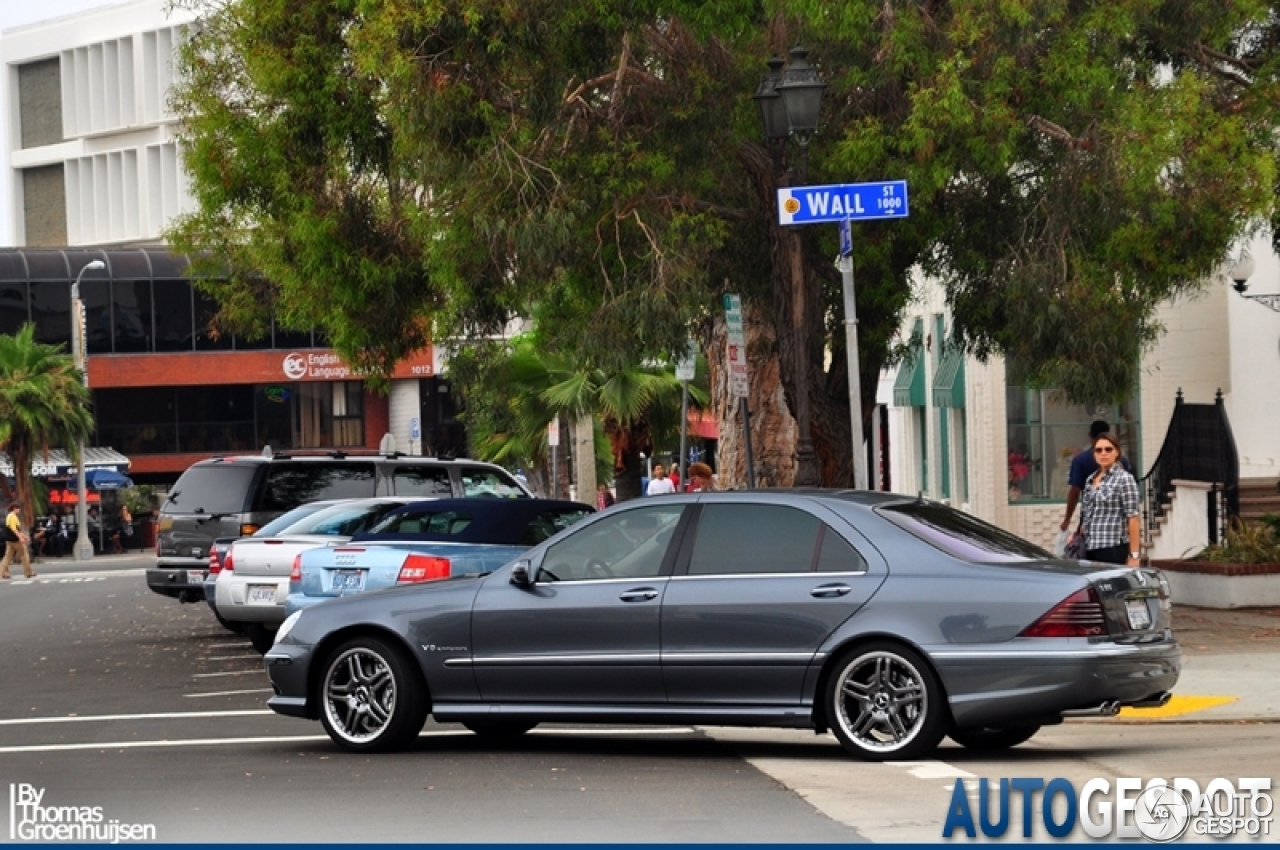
[323,646,397,745]
[832,649,929,755]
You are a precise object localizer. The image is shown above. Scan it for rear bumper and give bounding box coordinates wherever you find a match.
[146,567,208,601]
[215,574,290,624]
[933,639,1182,728]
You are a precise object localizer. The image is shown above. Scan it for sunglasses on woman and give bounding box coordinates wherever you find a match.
[1094,446,1116,454]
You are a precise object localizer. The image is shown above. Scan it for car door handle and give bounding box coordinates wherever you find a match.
[810,584,853,598]
[619,588,659,602]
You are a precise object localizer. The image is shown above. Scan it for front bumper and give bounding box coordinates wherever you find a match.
[933,639,1182,728]
[265,642,315,719]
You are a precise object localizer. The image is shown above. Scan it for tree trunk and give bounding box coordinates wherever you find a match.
[572,414,596,506]
[706,308,797,489]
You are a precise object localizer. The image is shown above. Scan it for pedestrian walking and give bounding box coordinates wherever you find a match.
[645,463,676,496]
[686,462,715,492]
[0,503,35,579]
[1060,419,1132,533]
[596,483,615,510]
[1076,433,1142,566]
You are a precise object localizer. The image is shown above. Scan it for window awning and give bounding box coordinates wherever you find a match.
[0,447,131,479]
[892,354,925,407]
[932,344,966,408]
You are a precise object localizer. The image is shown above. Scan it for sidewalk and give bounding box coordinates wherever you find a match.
[1107,604,1280,724]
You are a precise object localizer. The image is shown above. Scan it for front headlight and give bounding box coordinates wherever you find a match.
[275,611,303,646]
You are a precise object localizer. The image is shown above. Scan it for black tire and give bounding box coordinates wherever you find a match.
[462,720,538,739]
[245,622,277,654]
[949,725,1041,751]
[214,612,246,634]
[825,641,948,761]
[319,636,428,753]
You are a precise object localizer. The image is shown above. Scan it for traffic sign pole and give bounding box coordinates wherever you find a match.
[723,295,756,488]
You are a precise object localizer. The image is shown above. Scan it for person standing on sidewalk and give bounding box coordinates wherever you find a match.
[1078,433,1142,566]
[0,503,35,579]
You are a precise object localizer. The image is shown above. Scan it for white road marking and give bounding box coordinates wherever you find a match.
[8,568,146,581]
[205,655,262,661]
[192,670,265,678]
[184,689,274,698]
[0,709,273,726]
[887,759,976,780]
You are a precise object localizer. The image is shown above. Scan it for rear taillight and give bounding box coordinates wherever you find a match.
[1019,587,1106,638]
[291,554,302,582]
[208,549,222,576]
[240,524,259,536]
[397,554,451,583]
[223,550,234,572]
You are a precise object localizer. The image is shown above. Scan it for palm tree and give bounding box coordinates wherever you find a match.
[464,335,708,502]
[0,325,94,530]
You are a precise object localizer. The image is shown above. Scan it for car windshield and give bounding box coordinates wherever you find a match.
[273,501,404,537]
[254,502,337,537]
[875,501,1052,563]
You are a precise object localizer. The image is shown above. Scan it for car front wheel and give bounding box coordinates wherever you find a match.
[319,636,428,753]
[825,642,948,761]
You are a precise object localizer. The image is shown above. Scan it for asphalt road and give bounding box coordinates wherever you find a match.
[2,556,1276,843]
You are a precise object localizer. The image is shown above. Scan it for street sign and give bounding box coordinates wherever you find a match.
[838,219,852,257]
[675,341,696,382]
[547,420,560,447]
[409,417,421,441]
[777,180,909,226]
[723,294,749,399]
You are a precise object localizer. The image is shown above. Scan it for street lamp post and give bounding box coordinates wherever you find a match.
[754,47,827,487]
[71,259,104,562]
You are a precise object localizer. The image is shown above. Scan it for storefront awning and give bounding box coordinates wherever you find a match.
[892,354,925,407]
[0,447,131,479]
[932,344,966,408]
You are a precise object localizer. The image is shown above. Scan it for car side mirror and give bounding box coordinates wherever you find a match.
[510,559,533,588]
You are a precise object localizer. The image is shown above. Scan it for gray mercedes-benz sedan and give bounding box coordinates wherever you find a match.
[264,490,1180,760]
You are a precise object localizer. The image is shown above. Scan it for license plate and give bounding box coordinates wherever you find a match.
[187,570,206,585]
[248,584,277,605]
[332,570,365,592]
[1126,598,1152,630]
[190,547,203,558]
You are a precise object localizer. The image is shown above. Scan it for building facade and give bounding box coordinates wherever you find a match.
[2,1,465,485]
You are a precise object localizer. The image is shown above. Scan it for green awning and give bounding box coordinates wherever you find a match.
[892,353,925,407]
[932,344,966,408]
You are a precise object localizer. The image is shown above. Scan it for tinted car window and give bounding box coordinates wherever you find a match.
[255,463,376,511]
[162,463,258,514]
[876,501,1051,562]
[284,502,404,536]
[460,467,527,498]
[540,505,684,581]
[816,526,869,573]
[393,467,452,497]
[688,504,822,575]
[521,508,595,545]
[255,502,337,536]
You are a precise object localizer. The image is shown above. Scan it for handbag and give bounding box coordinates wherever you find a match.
[1064,528,1087,560]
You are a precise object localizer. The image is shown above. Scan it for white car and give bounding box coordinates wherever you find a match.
[216,497,412,651]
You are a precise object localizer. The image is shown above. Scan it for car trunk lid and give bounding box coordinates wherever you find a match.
[1088,566,1173,639]
[231,536,346,577]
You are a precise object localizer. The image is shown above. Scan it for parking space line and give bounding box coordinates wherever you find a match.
[192,670,265,678]
[184,688,273,698]
[0,709,273,725]
[205,655,262,661]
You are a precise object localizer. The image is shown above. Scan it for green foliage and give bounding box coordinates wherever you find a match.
[121,485,158,518]
[169,0,1280,430]
[1195,517,1280,564]
[0,325,94,527]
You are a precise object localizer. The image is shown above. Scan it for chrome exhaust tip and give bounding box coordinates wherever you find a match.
[1062,700,1122,717]
[1128,691,1173,709]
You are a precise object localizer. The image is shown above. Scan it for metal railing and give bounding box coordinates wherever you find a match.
[1140,389,1239,548]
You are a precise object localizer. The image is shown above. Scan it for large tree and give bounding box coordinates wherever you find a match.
[0,326,95,529]
[169,0,1279,487]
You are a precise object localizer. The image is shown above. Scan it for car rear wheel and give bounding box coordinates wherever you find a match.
[826,642,947,761]
[462,720,538,738]
[948,725,1040,750]
[244,622,277,654]
[319,636,428,753]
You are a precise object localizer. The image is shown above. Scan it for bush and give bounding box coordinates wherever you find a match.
[1194,515,1280,564]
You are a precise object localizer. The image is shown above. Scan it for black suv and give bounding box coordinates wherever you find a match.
[148,450,530,601]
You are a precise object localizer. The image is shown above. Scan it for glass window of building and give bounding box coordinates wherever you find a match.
[0,282,30,336]
[112,279,153,352]
[153,279,194,351]
[194,287,233,351]
[291,381,364,448]
[1005,368,1139,503]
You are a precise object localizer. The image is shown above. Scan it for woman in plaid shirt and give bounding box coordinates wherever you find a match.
[1079,432,1141,566]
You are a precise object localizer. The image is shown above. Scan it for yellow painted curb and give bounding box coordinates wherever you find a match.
[1118,695,1237,719]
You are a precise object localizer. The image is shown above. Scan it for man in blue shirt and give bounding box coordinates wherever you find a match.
[1060,420,1132,531]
